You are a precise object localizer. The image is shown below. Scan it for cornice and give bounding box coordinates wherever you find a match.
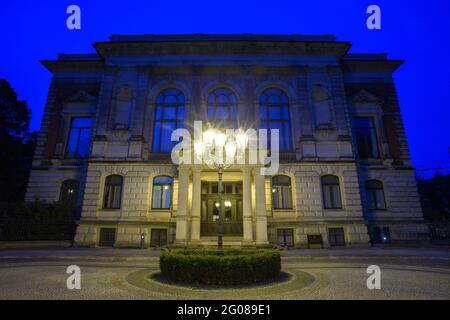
[93,41,351,59]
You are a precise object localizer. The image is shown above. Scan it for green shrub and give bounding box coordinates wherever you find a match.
[160,249,281,285]
[0,200,76,241]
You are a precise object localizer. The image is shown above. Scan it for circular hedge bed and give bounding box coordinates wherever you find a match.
[159,249,281,285]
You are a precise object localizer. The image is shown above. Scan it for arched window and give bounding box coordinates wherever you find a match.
[114,86,133,129]
[103,175,123,209]
[312,85,332,127]
[259,88,292,152]
[321,175,342,209]
[59,179,79,206]
[207,88,237,128]
[152,88,185,152]
[271,175,293,209]
[152,176,173,209]
[365,180,386,210]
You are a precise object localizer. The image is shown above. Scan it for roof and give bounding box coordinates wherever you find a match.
[108,33,338,43]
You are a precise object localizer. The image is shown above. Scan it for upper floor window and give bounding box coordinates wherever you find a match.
[152,176,173,209]
[321,175,342,209]
[271,175,293,209]
[207,88,237,128]
[353,117,379,159]
[114,86,133,130]
[152,89,185,153]
[65,117,92,158]
[59,179,79,206]
[103,175,123,209]
[259,88,292,152]
[365,180,386,210]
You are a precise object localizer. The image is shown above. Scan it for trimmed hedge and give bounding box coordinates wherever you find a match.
[0,201,76,241]
[159,249,281,285]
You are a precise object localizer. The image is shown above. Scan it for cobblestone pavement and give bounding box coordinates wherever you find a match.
[0,247,449,300]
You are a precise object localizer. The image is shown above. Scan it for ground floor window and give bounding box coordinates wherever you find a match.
[151,229,167,247]
[98,228,116,247]
[277,229,294,247]
[372,226,391,244]
[328,227,346,247]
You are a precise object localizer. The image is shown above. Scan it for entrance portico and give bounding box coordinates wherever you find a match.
[175,166,268,247]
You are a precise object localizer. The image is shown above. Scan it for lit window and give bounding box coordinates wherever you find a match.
[271,175,293,209]
[259,88,292,152]
[207,88,237,128]
[365,180,386,210]
[321,175,342,209]
[152,176,173,209]
[103,175,123,209]
[59,179,79,206]
[66,117,92,158]
[152,89,185,152]
[353,117,379,159]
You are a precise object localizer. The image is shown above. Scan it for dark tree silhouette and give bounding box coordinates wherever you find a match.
[417,172,450,221]
[0,79,36,202]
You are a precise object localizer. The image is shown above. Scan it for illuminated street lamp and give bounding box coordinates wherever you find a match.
[194,128,248,255]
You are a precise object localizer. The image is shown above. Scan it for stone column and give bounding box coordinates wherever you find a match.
[242,168,253,242]
[175,167,189,244]
[254,168,268,245]
[190,168,201,242]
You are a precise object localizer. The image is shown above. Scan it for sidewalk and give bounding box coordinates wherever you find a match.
[0,246,449,262]
[281,247,450,259]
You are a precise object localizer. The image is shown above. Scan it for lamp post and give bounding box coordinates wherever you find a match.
[194,128,248,256]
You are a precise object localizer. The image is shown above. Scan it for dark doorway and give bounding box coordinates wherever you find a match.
[372,226,391,244]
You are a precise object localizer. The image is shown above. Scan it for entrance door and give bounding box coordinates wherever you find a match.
[200,181,243,236]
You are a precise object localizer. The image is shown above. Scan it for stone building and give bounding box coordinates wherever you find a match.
[25,34,428,248]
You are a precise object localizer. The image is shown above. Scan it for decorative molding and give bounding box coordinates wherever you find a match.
[66,90,97,103]
[351,89,383,103]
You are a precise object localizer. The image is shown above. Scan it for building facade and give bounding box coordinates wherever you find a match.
[26,34,428,248]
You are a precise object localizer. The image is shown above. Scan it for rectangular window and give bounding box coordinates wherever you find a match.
[272,176,293,210]
[98,228,116,247]
[353,117,379,159]
[150,229,167,247]
[328,227,346,247]
[152,185,172,209]
[322,176,342,210]
[367,187,386,210]
[103,175,123,209]
[152,176,173,209]
[65,117,92,158]
[277,229,294,247]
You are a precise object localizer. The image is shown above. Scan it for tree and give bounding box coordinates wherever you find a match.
[0,79,36,202]
[417,172,450,221]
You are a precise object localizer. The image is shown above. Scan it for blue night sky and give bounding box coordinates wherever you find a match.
[1,0,449,176]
